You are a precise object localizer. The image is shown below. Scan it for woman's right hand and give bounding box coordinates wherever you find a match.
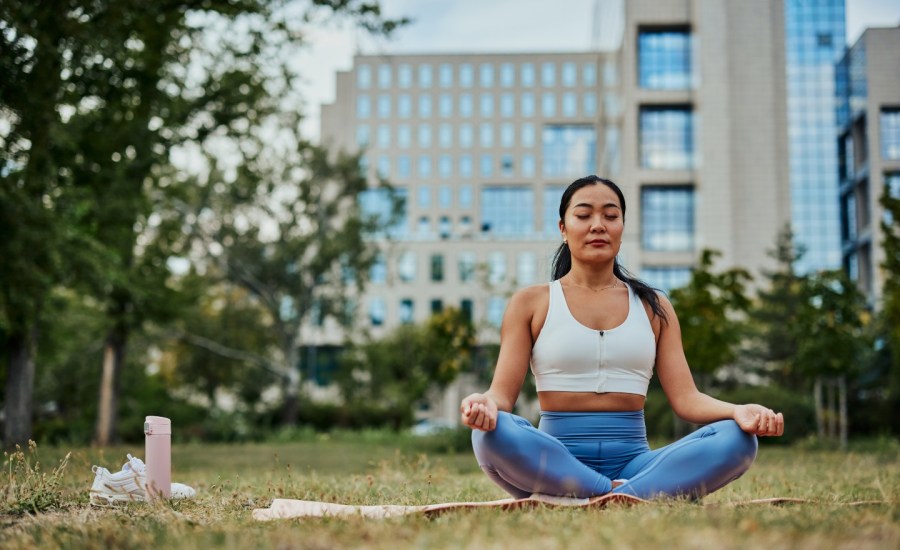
[460,393,499,432]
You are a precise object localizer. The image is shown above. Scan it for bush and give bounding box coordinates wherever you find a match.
[713,385,816,445]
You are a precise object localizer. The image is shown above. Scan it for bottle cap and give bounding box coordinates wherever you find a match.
[144,415,172,435]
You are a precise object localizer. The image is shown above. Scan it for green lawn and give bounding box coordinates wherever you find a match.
[2,433,898,549]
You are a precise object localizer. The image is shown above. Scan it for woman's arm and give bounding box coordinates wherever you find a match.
[654,295,784,437]
[460,287,538,431]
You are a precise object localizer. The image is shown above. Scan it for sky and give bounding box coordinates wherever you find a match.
[296,0,900,140]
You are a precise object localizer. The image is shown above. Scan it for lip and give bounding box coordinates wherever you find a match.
[586,239,610,246]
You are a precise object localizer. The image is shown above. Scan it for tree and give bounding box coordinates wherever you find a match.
[669,249,752,390]
[336,309,476,424]
[878,180,900,434]
[1,0,406,446]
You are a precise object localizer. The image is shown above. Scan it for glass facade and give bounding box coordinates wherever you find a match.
[542,125,596,178]
[481,186,535,237]
[785,0,845,272]
[641,186,695,252]
[638,28,693,89]
[543,185,565,236]
[639,106,694,170]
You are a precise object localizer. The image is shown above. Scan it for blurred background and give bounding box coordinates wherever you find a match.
[2,0,899,450]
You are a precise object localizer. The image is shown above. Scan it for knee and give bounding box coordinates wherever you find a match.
[712,420,758,465]
[471,412,527,462]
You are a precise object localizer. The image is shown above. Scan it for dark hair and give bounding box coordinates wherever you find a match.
[551,175,668,323]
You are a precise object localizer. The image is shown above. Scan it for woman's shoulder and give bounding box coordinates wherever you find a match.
[506,283,551,312]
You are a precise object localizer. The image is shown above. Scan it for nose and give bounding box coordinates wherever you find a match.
[590,216,606,233]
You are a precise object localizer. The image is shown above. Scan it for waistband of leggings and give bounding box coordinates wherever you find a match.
[539,410,645,421]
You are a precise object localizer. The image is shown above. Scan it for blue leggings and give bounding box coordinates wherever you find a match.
[471,411,757,500]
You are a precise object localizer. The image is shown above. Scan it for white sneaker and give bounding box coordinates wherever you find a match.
[89,454,196,505]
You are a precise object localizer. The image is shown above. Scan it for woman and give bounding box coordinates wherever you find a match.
[460,175,783,500]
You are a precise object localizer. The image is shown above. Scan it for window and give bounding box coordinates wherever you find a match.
[501,154,514,177]
[377,64,392,88]
[397,155,411,178]
[396,94,411,118]
[542,125,596,177]
[376,156,390,178]
[641,267,692,294]
[357,95,371,118]
[417,124,432,148]
[521,93,535,117]
[541,93,556,117]
[359,187,407,238]
[603,60,617,86]
[370,253,387,283]
[562,93,577,117]
[841,191,857,242]
[356,125,370,148]
[641,186,695,251]
[418,185,431,207]
[398,64,412,88]
[521,63,535,87]
[517,251,537,285]
[439,94,453,117]
[480,154,493,177]
[882,109,900,160]
[459,93,473,117]
[500,123,515,148]
[419,64,433,88]
[460,299,474,321]
[459,215,472,235]
[377,94,392,118]
[418,156,432,178]
[884,173,900,225]
[481,186,534,237]
[541,62,555,87]
[640,106,694,170]
[488,252,507,284]
[439,216,451,239]
[583,63,596,86]
[397,125,411,149]
[460,155,473,178]
[521,123,536,147]
[500,63,515,87]
[459,184,473,207]
[418,94,432,118]
[500,93,515,117]
[638,28,693,90]
[480,93,494,117]
[399,299,414,324]
[521,154,536,177]
[583,93,597,116]
[479,123,494,147]
[417,215,430,237]
[459,124,474,148]
[398,251,416,282]
[431,299,443,314]
[369,298,386,326]
[357,65,372,89]
[562,62,577,87]
[479,63,494,87]
[439,156,452,179]
[458,252,476,282]
[431,254,444,281]
[460,63,474,87]
[376,125,390,148]
[487,297,506,327]
[439,124,452,148]
[439,63,453,87]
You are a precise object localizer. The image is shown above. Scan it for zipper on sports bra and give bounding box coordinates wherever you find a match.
[596,331,606,392]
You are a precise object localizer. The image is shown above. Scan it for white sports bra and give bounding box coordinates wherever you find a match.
[530,280,656,396]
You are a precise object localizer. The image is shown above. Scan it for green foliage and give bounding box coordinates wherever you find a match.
[669,249,751,381]
[1,441,71,515]
[879,181,900,432]
[337,309,476,416]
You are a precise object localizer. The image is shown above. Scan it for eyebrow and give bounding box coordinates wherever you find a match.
[573,202,621,209]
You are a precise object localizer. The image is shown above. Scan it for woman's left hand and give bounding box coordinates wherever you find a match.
[734,403,784,437]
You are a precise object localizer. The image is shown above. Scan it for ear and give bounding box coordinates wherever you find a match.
[558,219,566,241]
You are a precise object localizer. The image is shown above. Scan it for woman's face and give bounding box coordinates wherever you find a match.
[559,183,624,264]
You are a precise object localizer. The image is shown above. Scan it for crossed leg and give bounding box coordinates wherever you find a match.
[472,412,758,500]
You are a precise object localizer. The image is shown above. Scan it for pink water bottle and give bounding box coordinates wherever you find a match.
[144,415,171,499]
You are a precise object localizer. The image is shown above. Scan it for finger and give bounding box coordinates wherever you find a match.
[775,413,784,436]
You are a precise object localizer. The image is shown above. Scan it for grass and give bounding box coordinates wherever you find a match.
[1,432,898,549]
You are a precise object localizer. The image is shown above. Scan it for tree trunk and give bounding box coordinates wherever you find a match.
[95,325,127,446]
[827,378,838,440]
[4,328,37,449]
[838,375,848,450]
[814,377,824,439]
[280,343,301,425]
